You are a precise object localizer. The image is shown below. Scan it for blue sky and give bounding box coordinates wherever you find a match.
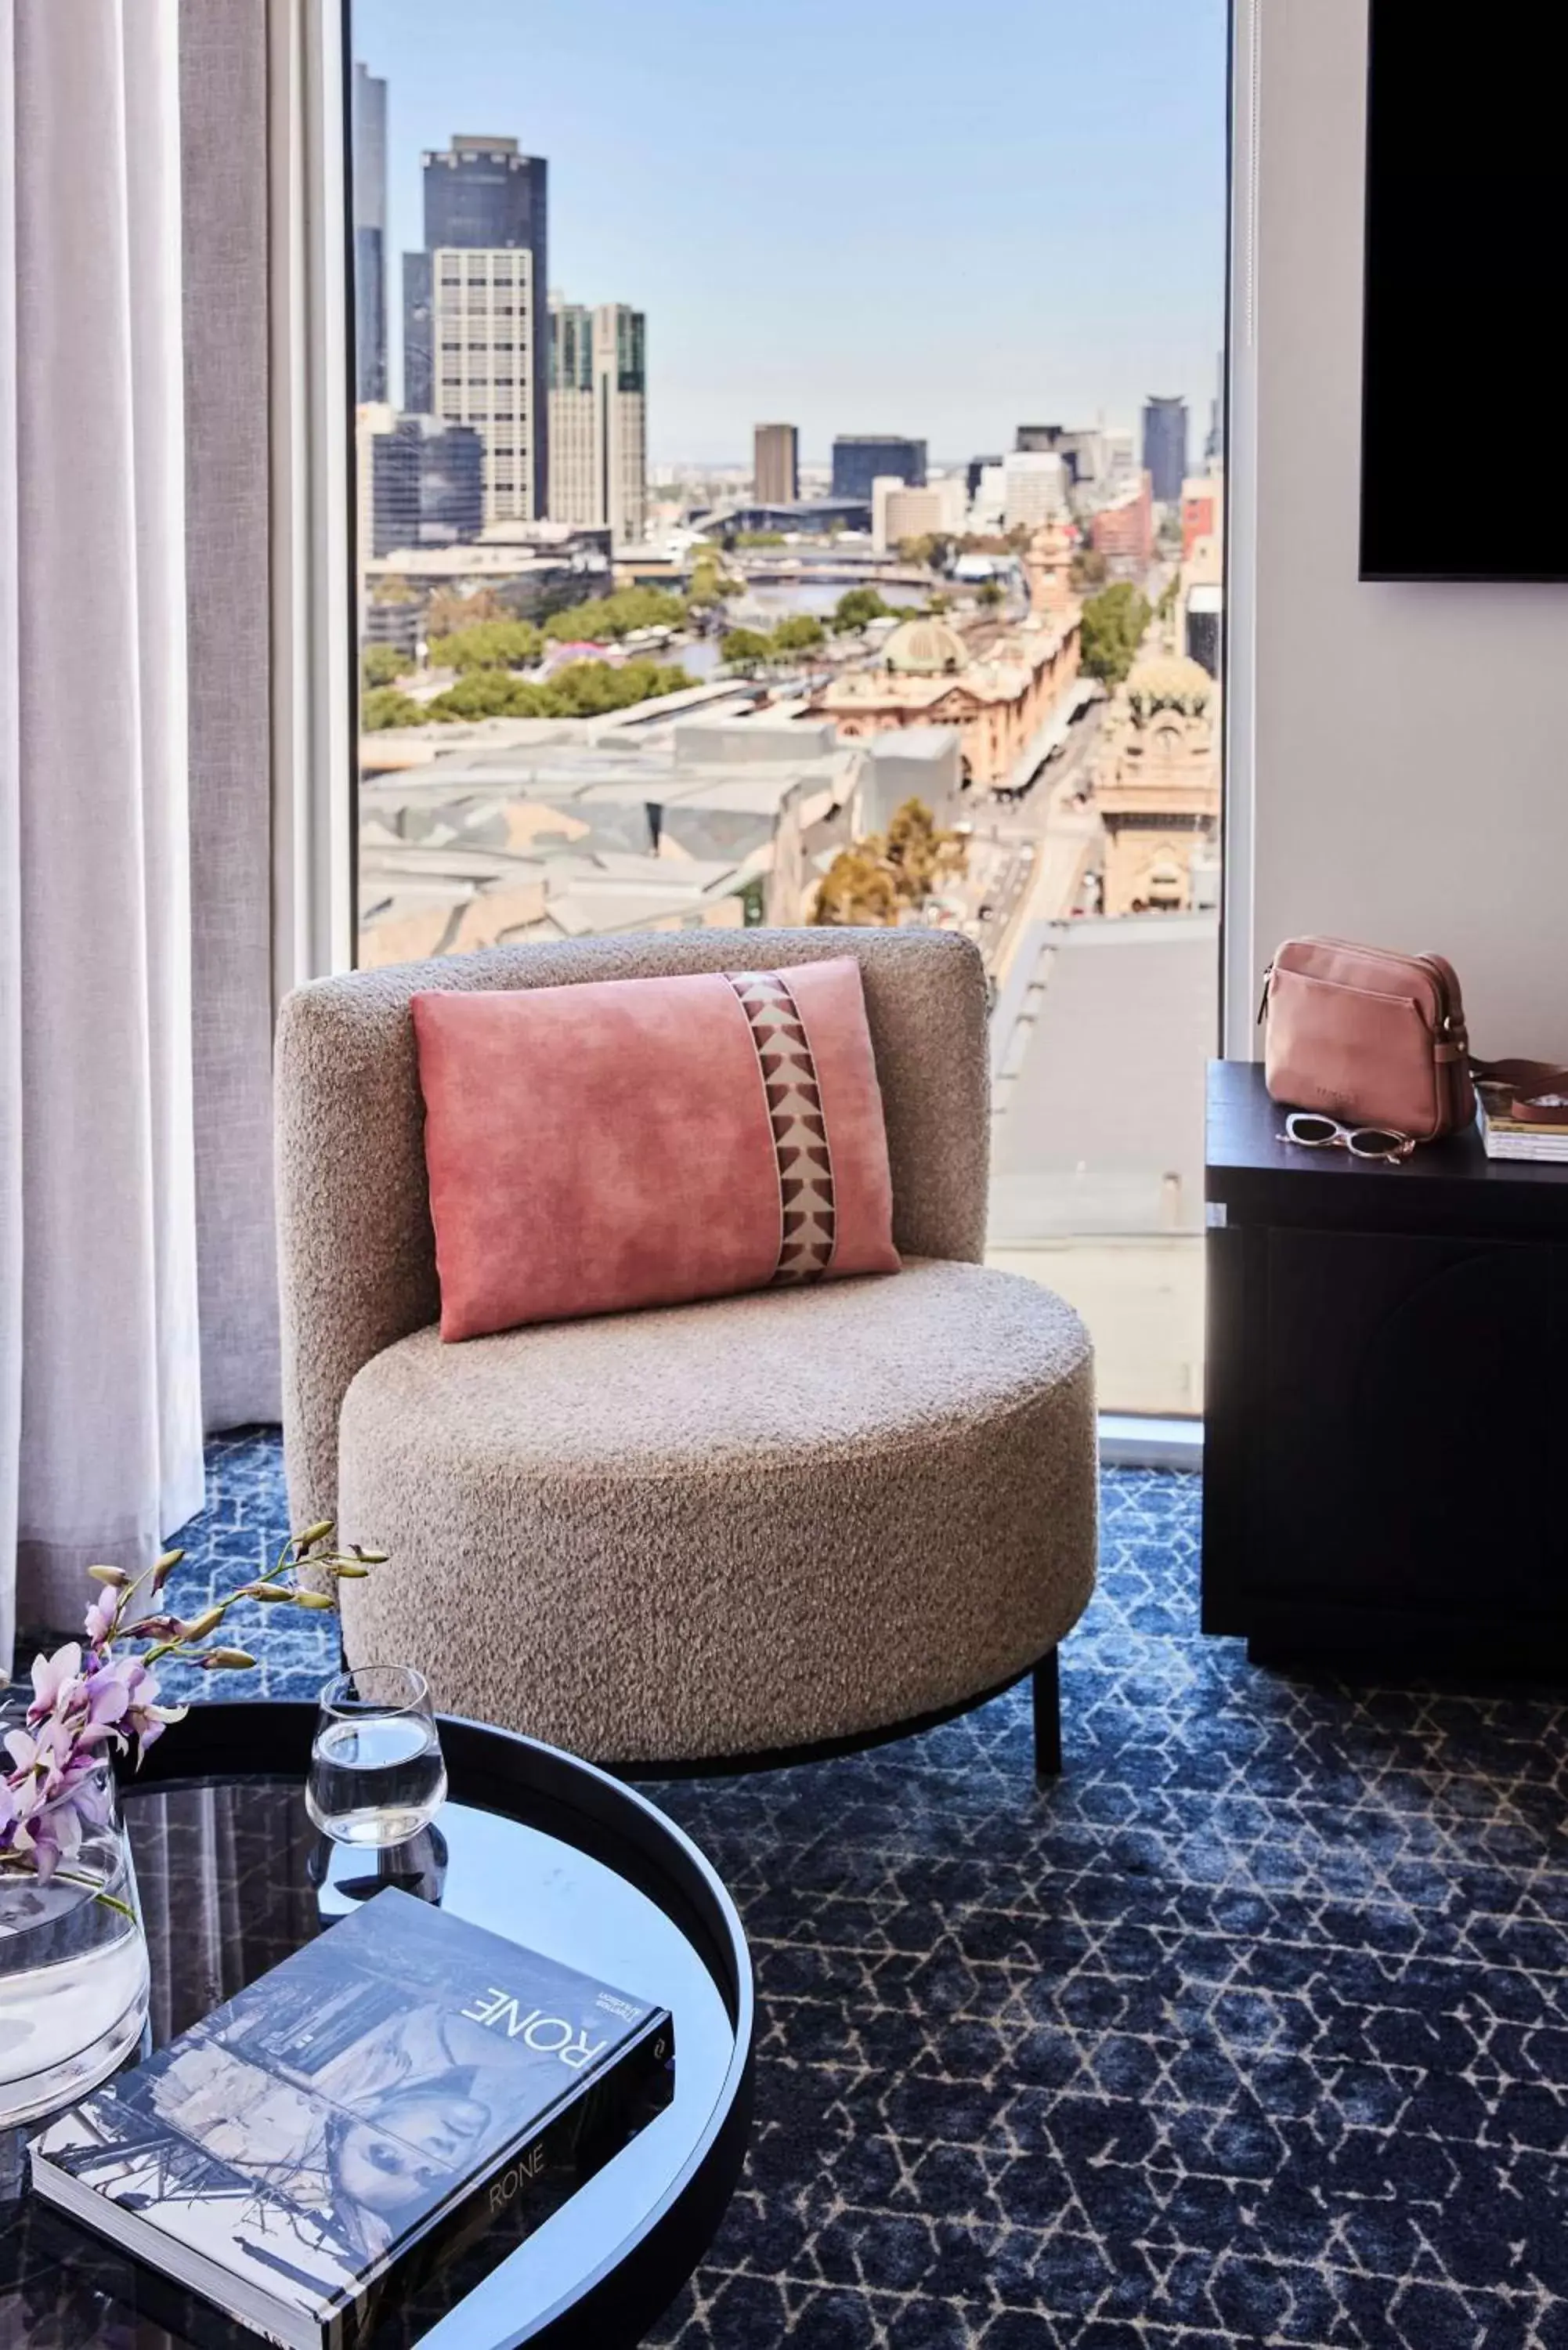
[354,0,1229,466]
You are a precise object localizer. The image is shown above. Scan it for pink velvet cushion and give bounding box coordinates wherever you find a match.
[412,958,901,1340]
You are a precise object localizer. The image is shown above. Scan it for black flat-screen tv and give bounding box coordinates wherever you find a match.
[1360,4,1568,581]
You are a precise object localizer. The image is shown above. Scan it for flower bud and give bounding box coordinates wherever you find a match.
[240,1584,294,1603]
[87,1565,131,1588]
[151,1548,185,1590]
[180,1606,224,1642]
[350,1546,389,1565]
[295,1520,335,1550]
[290,1590,338,1611]
[331,1564,370,1579]
[199,1649,257,1671]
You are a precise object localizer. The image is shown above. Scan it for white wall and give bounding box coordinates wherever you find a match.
[1227,0,1568,1061]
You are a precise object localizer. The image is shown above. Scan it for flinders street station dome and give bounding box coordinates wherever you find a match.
[882,616,968,676]
[1124,653,1214,721]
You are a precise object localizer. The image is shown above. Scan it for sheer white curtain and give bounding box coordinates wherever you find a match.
[0,0,204,1656]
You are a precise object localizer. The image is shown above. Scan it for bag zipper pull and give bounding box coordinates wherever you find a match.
[1256,963,1274,1025]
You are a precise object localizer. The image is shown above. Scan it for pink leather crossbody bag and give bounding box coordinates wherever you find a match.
[1261,936,1475,1142]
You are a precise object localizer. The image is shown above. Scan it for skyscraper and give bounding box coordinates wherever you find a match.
[352,65,387,403]
[546,297,648,543]
[405,136,549,519]
[370,414,484,555]
[831,436,927,502]
[753,423,799,504]
[594,302,647,545]
[402,253,432,414]
[1141,396,1189,504]
[547,295,597,529]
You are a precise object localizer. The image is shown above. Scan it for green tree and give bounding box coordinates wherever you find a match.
[425,585,504,638]
[542,585,686,642]
[423,655,694,725]
[541,657,693,716]
[360,686,428,731]
[425,669,547,722]
[361,644,406,690]
[1155,573,1180,620]
[927,590,952,615]
[734,529,786,547]
[1079,582,1152,688]
[976,579,1005,609]
[1070,547,1110,591]
[770,614,826,655]
[426,619,544,673]
[832,587,891,633]
[720,627,774,668]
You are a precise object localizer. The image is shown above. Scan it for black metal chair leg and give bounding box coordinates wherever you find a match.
[1032,1650,1062,1781]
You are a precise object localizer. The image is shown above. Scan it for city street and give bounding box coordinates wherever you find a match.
[968,696,1107,982]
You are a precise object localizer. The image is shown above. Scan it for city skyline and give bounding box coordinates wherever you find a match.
[352,0,1227,466]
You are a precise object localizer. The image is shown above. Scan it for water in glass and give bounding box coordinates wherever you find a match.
[305,1666,446,1847]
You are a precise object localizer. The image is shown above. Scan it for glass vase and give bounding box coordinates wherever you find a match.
[0,1757,150,2128]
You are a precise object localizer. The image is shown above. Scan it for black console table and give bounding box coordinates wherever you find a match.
[1203,1058,1568,1669]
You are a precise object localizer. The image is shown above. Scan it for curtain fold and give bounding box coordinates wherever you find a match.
[2,0,204,1647]
[179,0,282,1432]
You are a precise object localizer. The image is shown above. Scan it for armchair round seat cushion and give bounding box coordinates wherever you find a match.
[335,1258,1096,1764]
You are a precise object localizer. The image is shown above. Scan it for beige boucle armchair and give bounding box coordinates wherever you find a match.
[275,927,1097,1774]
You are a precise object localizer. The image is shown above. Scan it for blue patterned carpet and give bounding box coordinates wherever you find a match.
[140,1433,1568,2345]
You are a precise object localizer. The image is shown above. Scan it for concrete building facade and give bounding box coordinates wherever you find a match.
[871,475,966,555]
[753,423,799,504]
[594,302,647,544]
[547,296,597,528]
[1003,451,1069,531]
[429,248,537,523]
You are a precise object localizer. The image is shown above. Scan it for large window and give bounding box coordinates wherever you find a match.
[348,0,1228,1416]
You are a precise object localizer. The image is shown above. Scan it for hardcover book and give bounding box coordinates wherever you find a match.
[29,1888,674,2350]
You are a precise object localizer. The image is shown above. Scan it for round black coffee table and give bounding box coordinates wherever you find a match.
[0,1702,753,2348]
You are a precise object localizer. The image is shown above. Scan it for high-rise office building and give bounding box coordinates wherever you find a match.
[1015,423,1106,489]
[753,423,799,504]
[404,136,548,515]
[594,302,647,544]
[547,296,597,528]
[352,65,388,403]
[402,252,432,413]
[831,436,927,502]
[370,413,485,555]
[427,247,537,524]
[1003,451,1068,530]
[546,296,647,543]
[1142,396,1189,504]
[966,454,1003,504]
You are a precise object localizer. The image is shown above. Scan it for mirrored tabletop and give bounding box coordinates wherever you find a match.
[0,1704,753,2350]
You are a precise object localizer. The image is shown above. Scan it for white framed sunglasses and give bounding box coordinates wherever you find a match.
[1280,1111,1414,1164]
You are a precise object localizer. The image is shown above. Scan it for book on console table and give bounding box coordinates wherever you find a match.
[1476,1094,1568,1162]
[29,1887,674,2350]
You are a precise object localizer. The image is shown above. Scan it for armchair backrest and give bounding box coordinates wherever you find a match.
[275,926,990,1522]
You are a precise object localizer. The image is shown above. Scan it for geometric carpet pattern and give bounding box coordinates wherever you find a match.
[137,1435,1568,2344]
